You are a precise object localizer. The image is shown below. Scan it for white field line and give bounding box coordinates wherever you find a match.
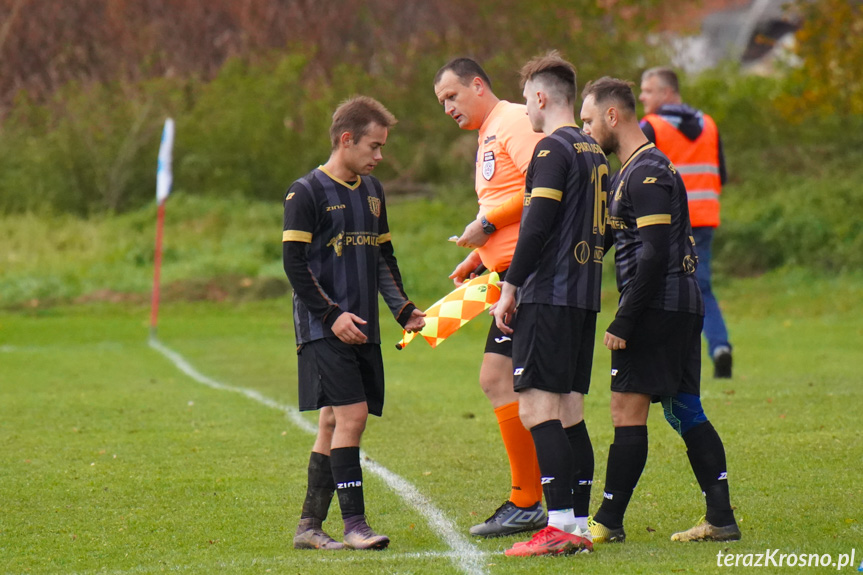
[148,337,489,575]
[67,550,493,575]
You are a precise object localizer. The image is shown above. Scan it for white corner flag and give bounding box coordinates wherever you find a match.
[156,118,175,205]
[151,117,175,339]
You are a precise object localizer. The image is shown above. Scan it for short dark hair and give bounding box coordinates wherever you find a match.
[642,66,680,94]
[434,57,493,90]
[329,96,397,150]
[582,77,637,115]
[519,50,577,105]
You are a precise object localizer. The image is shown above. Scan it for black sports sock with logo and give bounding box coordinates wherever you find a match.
[594,425,648,529]
[330,446,365,520]
[300,451,336,521]
[529,419,574,512]
[565,420,594,518]
[683,421,735,527]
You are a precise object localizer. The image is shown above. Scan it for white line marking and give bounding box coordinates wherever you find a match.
[148,337,488,575]
[65,550,494,575]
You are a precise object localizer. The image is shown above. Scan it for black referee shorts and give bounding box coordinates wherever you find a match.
[512,303,597,395]
[484,269,513,357]
[610,309,702,399]
[297,337,385,416]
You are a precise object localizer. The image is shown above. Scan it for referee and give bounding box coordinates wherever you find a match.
[493,51,607,556]
[283,96,425,551]
[579,78,740,543]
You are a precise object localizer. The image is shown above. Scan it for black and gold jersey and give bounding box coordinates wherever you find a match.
[607,143,703,320]
[282,166,413,344]
[506,125,609,311]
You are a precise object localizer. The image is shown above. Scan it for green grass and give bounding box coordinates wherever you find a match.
[1,269,862,574]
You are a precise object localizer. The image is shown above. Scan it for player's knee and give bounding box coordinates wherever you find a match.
[661,393,708,436]
[478,365,510,399]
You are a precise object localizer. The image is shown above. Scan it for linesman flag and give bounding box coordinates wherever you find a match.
[396,272,500,350]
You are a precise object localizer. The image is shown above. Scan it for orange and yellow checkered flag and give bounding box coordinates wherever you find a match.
[396,272,500,349]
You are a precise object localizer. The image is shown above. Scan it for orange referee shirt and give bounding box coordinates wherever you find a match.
[474,101,544,272]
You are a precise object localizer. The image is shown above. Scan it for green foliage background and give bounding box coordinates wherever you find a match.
[1,0,862,286]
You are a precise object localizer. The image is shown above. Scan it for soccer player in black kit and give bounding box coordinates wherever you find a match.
[283,96,425,550]
[579,77,740,543]
[493,51,608,557]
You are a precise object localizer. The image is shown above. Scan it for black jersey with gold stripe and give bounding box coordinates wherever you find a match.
[506,125,608,311]
[282,166,413,344]
[608,143,703,316]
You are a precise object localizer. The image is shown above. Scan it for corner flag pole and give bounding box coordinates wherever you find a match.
[149,118,175,341]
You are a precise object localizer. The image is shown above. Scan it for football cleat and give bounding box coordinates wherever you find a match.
[293,518,345,550]
[504,525,592,557]
[713,347,733,379]
[469,500,547,537]
[671,516,741,542]
[343,521,390,550]
[587,516,626,543]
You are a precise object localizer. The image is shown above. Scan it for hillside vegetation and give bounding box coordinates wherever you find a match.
[0,0,860,306]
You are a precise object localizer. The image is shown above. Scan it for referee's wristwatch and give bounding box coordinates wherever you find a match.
[480,215,496,235]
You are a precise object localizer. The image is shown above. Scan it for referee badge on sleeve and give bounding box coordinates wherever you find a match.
[482,151,495,181]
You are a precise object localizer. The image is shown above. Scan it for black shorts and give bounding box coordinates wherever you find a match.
[297,338,385,416]
[609,309,701,399]
[484,269,513,356]
[512,303,597,395]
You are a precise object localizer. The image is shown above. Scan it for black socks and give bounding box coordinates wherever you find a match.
[683,421,735,527]
[300,451,336,521]
[594,425,648,529]
[330,446,365,520]
[529,420,573,512]
[565,420,594,518]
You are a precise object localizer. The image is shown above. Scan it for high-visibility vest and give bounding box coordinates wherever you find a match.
[643,113,722,228]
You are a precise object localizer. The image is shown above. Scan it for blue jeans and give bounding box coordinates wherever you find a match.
[692,227,731,357]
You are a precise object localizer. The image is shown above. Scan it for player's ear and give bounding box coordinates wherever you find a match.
[607,106,618,128]
[472,76,485,96]
[339,131,353,148]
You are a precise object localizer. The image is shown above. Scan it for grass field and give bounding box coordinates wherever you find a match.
[1,269,861,574]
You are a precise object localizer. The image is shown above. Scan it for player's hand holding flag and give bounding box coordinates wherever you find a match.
[396,272,500,349]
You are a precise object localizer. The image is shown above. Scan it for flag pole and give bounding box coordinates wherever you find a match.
[149,118,175,342]
[149,201,166,341]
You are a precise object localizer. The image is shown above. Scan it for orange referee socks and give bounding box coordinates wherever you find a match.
[494,401,542,508]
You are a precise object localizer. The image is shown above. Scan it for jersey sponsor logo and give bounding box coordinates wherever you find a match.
[285,192,296,201]
[642,177,657,184]
[683,254,697,274]
[482,151,495,181]
[494,335,512,344]
[337,480,362,489]
[593,246,605,264]
[572,141,604,155]
[344,232,381,247]
[367,196,381,217]
[513,367,524,376]
[326,232,344,256]
[537,150,550,158]
[574,240,590,264]
[326,203,346,212]
[609,217,628,230]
